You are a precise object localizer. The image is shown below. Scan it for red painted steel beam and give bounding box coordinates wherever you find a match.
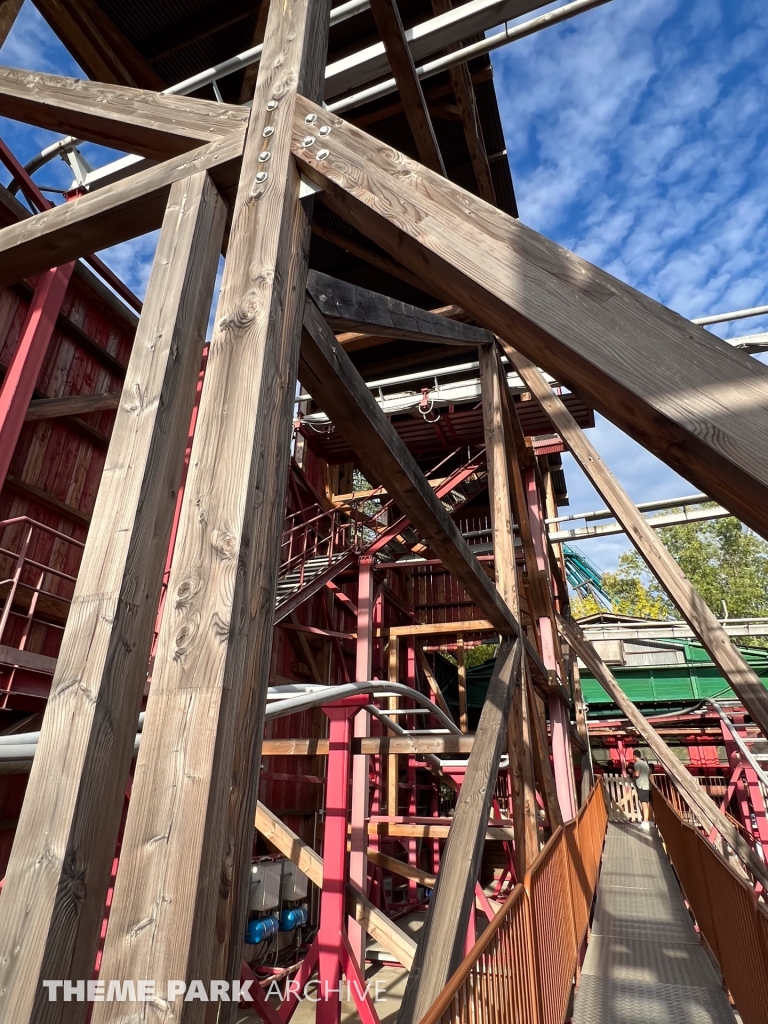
[0,263,75,490]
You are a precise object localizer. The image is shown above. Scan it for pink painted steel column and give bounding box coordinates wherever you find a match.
[318,703,358,1024]
[525,467,577,820]
[348,555,374,964]
[0,263,74,489]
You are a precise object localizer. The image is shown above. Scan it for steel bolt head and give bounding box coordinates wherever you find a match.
[263,125,275,137]
[302,135,316,147]
[319,125,331,137]
[267,100,278,110]
[304,112,317,124]
[255,171,268,183]
[317,149,330,161]
[258,150,271,162]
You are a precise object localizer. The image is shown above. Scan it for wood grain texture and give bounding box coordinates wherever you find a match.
[398,639,522,1024]
[92,5,332,1021]
[261,735,477,755]
[414,641,454,720]
[0,66,249,159]
[0,642,57,673]
[255,802,416,967]
[292,97,768,543]
[376,617,496,636]
[307,269,491,345]
[25,392,119,421]
[300,296,521,636]
[529,679,563,829]
[0,131,243,288]
[429,0,496,203]
[368,0,445,175]
[478,344,539,873]
[31,0,164,89]
[368,821,516,840]
[0,0,23,46]
[503,343,768,741]
[0,171,226,1024]
[558,614,768,891]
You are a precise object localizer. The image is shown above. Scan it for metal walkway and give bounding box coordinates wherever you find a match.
[573,822,738,1024]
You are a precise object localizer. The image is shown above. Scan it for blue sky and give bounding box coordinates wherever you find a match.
[1,0,767,572]
[492,0,768,569]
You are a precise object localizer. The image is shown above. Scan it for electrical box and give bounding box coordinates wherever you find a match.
[280,862,309,902]
[249,860,282,912]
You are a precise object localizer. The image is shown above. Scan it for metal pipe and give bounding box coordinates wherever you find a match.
[546,492,711,526]
[704,700,768,791]
[693,303,768,326]
[549,503,730,544]
[329,0,615,113]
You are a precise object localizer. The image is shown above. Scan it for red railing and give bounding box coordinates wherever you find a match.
[418,783,608,1024]
[279,503,362,588]
[0,516,84,652]
[652,784,768,1024]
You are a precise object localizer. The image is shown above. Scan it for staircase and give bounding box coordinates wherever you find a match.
[273,446,489,620]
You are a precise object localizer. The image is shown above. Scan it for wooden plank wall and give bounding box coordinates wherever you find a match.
[0,270,135,684]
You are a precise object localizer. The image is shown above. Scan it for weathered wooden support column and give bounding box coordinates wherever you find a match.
[478,344,538,873]
[0,171,226,1024]
[92,3,332,1022]
[502,341,768,742]
[397,640,522,1024]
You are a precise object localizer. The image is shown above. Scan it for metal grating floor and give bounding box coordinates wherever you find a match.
[572,822,738,1024]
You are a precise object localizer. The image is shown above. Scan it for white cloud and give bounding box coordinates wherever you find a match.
[492,0,768,569]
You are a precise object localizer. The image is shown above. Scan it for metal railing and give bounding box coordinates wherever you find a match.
[652,784,768,1024]
[0,516,84,652]
[279,504,361,587]
[418,783,608,1024]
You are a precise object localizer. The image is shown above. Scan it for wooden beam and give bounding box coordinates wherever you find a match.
[255,802,416,968]
[307,269,491,345]
[398,639,522,1023]
[413,640,454,721]
[528,677,563,829]
[479,342,538,874]
[368,848,436,888]
[377,617,496,637]
[300,296,521,637]
[3,474,91,526]
[0,67,250,160]
[557,613,768,891]
[0,644,57,674]
[368,822,516,841]
[310,220,427,293]
[429,0,496,204]
[93,3,333,1014]
[13,280,129,379]
[503,343,768,741]
[0,132,244,288]
[0,0,23,46]
[143,0,260,62]
[260,735,476,755]
[292,98,768,544]
[387,639,400,816]
[25,392,119,422]
[0,171,226,1024]
[32,0,165,89]
[456,634,468,734]
[368,0,445,175]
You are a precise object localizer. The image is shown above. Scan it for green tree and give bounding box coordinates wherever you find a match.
[574,510,768,645]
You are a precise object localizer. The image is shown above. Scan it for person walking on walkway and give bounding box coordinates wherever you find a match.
[633,753,652,830]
